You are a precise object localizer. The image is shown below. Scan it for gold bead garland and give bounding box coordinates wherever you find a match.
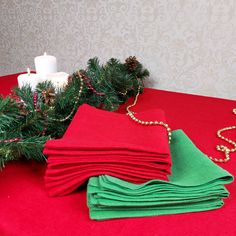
[208,108,236,163]
[126,87,235,163]
[126,86,172,143]
[50,71,84,123]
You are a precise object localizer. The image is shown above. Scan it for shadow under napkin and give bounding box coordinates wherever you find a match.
[87,130,234,220]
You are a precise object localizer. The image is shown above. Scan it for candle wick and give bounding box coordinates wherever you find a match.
[44,52,47,56]
[27,68,30,76]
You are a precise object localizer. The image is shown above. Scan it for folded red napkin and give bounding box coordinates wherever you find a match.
[44,104,171,197]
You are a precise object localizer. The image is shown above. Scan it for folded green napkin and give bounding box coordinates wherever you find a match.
[87,130,233,220]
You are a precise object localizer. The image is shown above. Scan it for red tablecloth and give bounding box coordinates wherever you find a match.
[0,73,236,236]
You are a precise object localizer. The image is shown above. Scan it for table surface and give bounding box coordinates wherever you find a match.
[0,74,236,236]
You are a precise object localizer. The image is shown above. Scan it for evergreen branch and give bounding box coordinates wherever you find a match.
[14,85,35,111]
[0,136,49,169]
[0,56,150,169]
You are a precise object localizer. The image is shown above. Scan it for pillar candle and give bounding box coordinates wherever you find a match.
[46,72,69,90]
[34,52,57,79]
[17,68,39,90]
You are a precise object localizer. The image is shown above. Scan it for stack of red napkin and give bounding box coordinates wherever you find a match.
[44,104,171,197]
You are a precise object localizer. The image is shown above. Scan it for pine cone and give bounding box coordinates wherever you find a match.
[42,88,56,106]
[78,70,87,80]
[125,56,139,71]
[17,101,27,116]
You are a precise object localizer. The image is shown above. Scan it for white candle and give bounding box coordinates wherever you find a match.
[34,52,57,79]
[46,72,69,90]
[17,68,39,90]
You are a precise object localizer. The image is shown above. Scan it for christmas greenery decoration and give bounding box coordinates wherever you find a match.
[0,56,149,169]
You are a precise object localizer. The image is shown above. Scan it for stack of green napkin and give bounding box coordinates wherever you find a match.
[87,130,233,220]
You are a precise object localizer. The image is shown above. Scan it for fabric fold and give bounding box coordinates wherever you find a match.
[44,104,171,196]
[87,130,233,220]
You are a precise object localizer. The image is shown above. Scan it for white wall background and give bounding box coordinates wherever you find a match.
[1,0,236,99]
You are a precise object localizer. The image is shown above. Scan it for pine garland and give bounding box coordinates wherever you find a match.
[0,57,149,169]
